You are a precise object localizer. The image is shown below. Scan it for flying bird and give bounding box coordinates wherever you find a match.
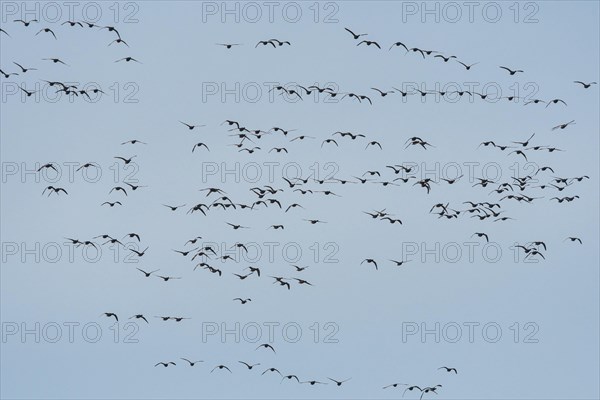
[239,361,260,369]
[115,57,141,63]
[180,358,203,366]
[13,62,37,73]
[328,378,351,386]
[180,121,205,130]
[564,237,582,244]
[456,60,479,70]
[361,258,378,270]
[390,41,409,51]
[155,362,176,367]
[357,40,381,49]
[256,343,276,353]
[163,204,186,211]
[129,314,148,323]
[136,268,159,277]
[100,312,118,322]
[574,81,597,88]
[546,98,567,107]
[211,365,232,373]
[344,27,367,39]
[192,142,210,152]
[438,366,458,374]
[43,57,68,66]
[499,66,524,75]
[217,43,241,48]
[14,19,38,26]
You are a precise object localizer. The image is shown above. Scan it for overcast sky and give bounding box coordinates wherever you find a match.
[1,1,599,399]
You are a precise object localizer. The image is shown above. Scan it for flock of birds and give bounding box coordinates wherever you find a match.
[2,14,596,399]
[1,20,137,98]
[1,21,597,104]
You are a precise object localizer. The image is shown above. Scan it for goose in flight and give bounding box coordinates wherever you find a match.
[156,275,182,281]
[108,38,129,47]
[155,362,176,367]
[180,121,205,130]
[129,314,149,323]
[403,385,424,396]
[545,98,567,107]
[434,54,457,62]
[472,232,489,242]
[389,41,409,51]
[552,120,575,130]
[163,204,186,211]
[268,39,291,46]
[438,366,458,374]
[43,57,68,65]
[136,268,159,277]
[115,57,141,63]
[574,81,596,88]
[217,43,241,48]
[128,247,149,257]
[114,155,137,164]
[180,358,203,366]
[227,222,250,230]
[499,66,524,75]
[383,382,407,389]
[361,258,378,270]
[301,380,327,385]
[42,186,68,196]
[13,62,37,73]
[239,361,260,369]
[281,374,300,383]
[365,141,382,150]
[262,367,283,376]
[564,237,582,244]
[100,312,118,321]
[357,40,381,49]
[211,364,232,373]
[0,69,18,78]
[256,343,276,353]
[328,378,351,386]
[256,40,276,48]
[14,19,38,26]
[192,142,210,152]
[344,27,367,39]
[101,201,122,207]
[371,88,394,97]
[303,219,326,224]
[35,27,57,39]
[19,86,38,97]
[121,139,146,145]
[456,60,479,70]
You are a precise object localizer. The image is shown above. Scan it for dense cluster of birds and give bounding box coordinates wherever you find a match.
[2,16,595,398]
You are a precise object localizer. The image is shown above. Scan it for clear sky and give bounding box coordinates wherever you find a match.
[1,1,599,399]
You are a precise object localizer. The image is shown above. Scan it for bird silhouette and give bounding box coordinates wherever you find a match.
[361,259,378,270]
[345,27,367,39]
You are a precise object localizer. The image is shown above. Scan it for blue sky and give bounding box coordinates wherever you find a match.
[1,1,599,399]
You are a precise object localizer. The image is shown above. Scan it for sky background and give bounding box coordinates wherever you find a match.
[1,1,599,399]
